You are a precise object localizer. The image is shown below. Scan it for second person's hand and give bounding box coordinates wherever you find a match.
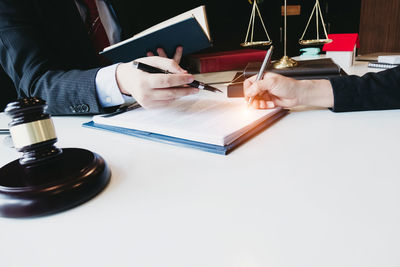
[244,72,334,109]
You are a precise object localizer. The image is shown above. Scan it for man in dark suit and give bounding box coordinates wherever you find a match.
[0,0,200,114]
[243,65,400,111]
[0,68,15,111]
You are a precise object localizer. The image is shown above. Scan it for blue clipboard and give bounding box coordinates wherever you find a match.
[82,109,288,155]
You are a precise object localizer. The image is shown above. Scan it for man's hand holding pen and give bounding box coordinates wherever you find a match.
[116,56,199,109]
[116,56,221,109]
[131,60,222,93]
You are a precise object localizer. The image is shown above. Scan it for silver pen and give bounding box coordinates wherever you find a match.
[248,45,274,105]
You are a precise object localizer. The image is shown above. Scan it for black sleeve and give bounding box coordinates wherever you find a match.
[329,65,400,112]
[0,0,106,115]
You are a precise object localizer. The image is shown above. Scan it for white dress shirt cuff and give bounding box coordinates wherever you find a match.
[95,63,134,107]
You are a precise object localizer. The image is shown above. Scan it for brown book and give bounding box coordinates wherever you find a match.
[244,58,341,78]
[227,58,344,98]
[227,72,245,98]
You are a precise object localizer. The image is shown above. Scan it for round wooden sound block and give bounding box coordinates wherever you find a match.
[0,148,111,218]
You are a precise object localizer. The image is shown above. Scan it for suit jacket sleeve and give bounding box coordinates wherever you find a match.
[0,0,107,115]
[329,65,400,112]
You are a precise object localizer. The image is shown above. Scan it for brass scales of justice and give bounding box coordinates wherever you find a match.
[241,0,332,69]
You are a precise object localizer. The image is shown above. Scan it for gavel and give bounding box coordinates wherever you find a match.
[0,98,111,218]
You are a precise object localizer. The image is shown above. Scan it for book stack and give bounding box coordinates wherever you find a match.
[368,55,400,69]
[368,61,399,69]
[227,58,343,97]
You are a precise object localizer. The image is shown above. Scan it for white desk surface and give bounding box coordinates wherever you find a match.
[1,61,400,267]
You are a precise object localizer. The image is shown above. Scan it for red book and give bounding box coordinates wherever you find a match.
[186,49,268,73]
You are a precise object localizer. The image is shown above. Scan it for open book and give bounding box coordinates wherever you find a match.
[100,6,212,63]
[83,92,287,155]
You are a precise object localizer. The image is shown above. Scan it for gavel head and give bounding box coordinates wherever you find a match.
[5,98,62,166]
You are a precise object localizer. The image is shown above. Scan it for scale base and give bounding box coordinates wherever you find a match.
[273,56,298,69]
[0,148,111,218]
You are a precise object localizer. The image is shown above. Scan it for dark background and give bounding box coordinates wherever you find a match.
[112,0,362,60]
[0,0,362,110]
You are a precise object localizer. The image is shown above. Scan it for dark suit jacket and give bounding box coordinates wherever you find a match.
[0,0,108,114]
[0,66,15,111]
[0,0,204,115]
[330,65,400,112]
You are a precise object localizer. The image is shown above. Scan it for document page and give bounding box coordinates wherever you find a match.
[93,92,281,146]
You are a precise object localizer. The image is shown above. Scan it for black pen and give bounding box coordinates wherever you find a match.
[248,45,274,105]
[132,61,223,93]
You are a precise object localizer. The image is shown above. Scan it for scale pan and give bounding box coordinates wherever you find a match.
[240,41,272,47]
[299,39,332,45]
